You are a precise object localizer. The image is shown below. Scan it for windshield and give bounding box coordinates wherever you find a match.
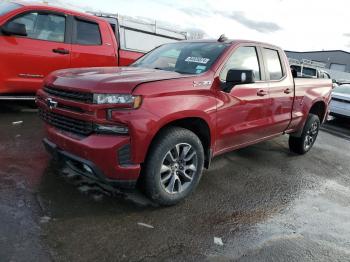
[132,42,228,74]
[0,2,22,16]
[334,85,350,95]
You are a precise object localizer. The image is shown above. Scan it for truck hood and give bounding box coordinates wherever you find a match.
[47,67,191,93]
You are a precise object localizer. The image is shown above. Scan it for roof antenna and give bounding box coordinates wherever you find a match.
[218,34,228,42]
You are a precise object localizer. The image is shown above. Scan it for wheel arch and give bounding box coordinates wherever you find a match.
[290,99,327,137]
[145,116,213,169]
[309,100,327,123]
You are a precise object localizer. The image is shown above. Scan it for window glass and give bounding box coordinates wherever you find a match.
[302,67,317,77]
[263,48,283,80]
[75,19,102,45]
[220,47,261,81]
[132,42,228,74]
[9,12,65,42]
[0,2,22,16]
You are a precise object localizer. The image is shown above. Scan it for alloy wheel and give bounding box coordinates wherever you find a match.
[304,121,319,150]
[160,143,198,194]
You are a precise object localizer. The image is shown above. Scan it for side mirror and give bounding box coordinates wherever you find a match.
[223,69,255,92]
[291,67,298,78]
[1,22,27,36]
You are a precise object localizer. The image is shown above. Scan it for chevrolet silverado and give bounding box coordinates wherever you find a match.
[36,38,332,205]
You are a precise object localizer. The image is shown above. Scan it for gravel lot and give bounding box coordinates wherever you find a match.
[1,102,350,262]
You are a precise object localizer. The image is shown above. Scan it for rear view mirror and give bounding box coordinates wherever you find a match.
[2,22,27,36]
[223,69,255,92]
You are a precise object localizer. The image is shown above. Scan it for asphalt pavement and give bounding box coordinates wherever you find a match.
[1,101,350,262]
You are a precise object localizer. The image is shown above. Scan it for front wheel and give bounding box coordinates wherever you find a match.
[289,114,320,154]
[143,127,204,206]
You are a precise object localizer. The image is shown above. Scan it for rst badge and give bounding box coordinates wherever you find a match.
[193,80,212,87]
[46,98,58,110]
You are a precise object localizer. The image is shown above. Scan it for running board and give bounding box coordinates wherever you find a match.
[0,95,36,101]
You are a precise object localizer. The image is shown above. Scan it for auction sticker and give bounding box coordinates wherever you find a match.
[185,57,210,64]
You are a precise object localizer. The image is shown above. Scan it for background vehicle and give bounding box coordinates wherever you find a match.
[330,84,350,118]
[36,39,332,205]
[289,58,331,79]
[0,2,186,100]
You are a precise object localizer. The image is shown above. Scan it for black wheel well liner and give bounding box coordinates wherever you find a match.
[309,101,327,122]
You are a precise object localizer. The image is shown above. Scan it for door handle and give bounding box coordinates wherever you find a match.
[257,89,268,96]
[52,48,70,55]
[284,88,292,94]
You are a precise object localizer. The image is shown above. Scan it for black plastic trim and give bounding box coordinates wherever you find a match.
[43,138,137,188]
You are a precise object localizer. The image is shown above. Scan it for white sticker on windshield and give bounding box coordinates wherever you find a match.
[185,57,210,64]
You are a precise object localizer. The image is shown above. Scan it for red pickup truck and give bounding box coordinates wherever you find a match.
[0,2,185,99]
[36,39,332,205]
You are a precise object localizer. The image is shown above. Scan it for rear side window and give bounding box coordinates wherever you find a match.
[9,12,66,42]
[74,19,102,45]
[263,48,283,80]
[220,46,261,81]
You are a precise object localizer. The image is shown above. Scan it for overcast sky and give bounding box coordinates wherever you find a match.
[42,0,350,52]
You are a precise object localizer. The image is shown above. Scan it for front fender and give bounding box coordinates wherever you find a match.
[111,91,218,164]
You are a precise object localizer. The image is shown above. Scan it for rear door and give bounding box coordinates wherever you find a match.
[0,10,71,94]
[261,47,294,134]
[70,17,117,68]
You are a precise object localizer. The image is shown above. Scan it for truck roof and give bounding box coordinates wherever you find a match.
[179,38,282,49]
[12,1,106,22]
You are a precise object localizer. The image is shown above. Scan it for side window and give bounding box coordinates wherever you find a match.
[220,46,261,81]
[302,67,317,78]
[263,48,283,80]
[74,19,102,45]
[9,12,66,42]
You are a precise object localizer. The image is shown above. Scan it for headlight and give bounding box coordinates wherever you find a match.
[94,124,129,134]
[93,94,142,108]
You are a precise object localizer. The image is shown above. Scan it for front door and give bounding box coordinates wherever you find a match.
[0,11,71,94]
[215,45,272,153]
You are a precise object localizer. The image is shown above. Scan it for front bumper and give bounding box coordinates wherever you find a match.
[43,134,140,188]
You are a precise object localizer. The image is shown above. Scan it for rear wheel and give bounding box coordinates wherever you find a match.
[289,114,320,154]
[143,127,204,206]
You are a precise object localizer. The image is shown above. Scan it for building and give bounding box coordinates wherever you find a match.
[285,50,350,73]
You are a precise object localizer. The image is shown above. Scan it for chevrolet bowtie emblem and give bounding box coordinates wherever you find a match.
[46,98,58,110]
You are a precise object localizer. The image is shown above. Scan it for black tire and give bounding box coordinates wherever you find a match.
[289,114,320,154]
[143,127,204,206]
